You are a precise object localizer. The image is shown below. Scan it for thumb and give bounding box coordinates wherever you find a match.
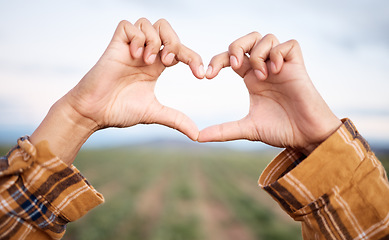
[198,120,248,142]
[151,105,199,141]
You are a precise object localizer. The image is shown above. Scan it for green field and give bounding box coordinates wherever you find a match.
[65,145,302,240]
[1,144,389,240]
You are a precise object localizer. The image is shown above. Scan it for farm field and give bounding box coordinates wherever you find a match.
[1,144,389,240]
[64,145,302,240]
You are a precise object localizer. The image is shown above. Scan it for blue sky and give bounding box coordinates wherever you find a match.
[0,0,388,148]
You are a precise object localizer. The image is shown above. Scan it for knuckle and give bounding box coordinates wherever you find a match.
[192,55,202,65]
[209,53,224,67]
[210,54,219,63]
[208,56,222,68]
[249,55,264,66]
[156,18,168,24]
[139,32,146,41]
[263,33,276,39]
[228,41,240,53]
[154,18,169,27]
[285,39,301,51]
[269,46,279,56]
[137,17,150,24]
[147,37,162,47]
[174,114,185,130]
[287,39,300,46]
[218,124,225,141]
[134,31,146,43]
[167,38,181,48]
[249,31,262,39]
[164,41,180,55]
[118,20,130,27]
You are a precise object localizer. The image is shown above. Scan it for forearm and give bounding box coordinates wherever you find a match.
[30,95,99,166]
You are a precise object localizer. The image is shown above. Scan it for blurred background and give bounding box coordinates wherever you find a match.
[1,0,389,239]
[1,0,389,147]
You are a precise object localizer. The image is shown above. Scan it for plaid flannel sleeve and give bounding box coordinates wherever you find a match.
[259,119,389,240]
[0,136,104,240]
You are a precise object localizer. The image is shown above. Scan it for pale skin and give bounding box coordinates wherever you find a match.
[30,18,205,165]
[199,32,342,154]
[30,18,342,166]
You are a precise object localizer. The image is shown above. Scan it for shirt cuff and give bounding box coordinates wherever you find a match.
[0,136,104,239]
[258,119,373,218]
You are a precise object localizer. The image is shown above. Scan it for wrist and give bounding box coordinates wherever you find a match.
[300,117,342,156]
[30,96,99,165]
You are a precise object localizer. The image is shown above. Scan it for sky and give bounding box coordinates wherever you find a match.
[0,0,388,149]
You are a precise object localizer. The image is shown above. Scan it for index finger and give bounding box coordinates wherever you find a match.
[110,20,146,59]
[228,31,262,70]
[153,19,205,79]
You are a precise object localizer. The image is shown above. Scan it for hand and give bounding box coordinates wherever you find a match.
[66,18,205,140]
[199,32,341,153]
[31,18,205,165]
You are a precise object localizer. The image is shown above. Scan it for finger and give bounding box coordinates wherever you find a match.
[228,31,262,70]
[249,34,280,80]
[152,105,199,141]
[205,52,229,79]
[112,20,146,59]
[206,52,251,79]
[269,39,304,74]
[152,19,180,66]
[177,45,205,79]
[135,18,162,65]
[198,120,248,142]
[154,19,205,79]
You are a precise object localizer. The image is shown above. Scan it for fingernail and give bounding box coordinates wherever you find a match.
[198,65,205,78]
[147,54,157,64]
[206,66,213,78]
[230,55,238,68]
[271,61,277,73]
[255,69,266,80]
[165,53,175,65]
[135,47,143,58]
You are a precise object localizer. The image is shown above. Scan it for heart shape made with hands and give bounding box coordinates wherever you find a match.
[77,19,339,153]
[154,45,299,148]
[29,19,341,167]
[157,61,249,142]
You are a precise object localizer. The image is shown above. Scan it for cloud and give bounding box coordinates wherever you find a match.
[0,0,388,146]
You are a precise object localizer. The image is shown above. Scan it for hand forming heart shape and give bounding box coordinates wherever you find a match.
[68,18,341,152]
[31,18,341,165]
